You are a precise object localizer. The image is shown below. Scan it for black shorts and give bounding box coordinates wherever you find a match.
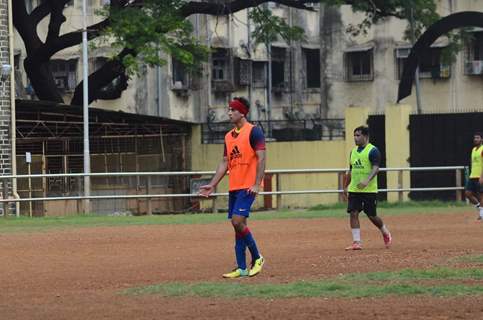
[347,192,377,217]
[465,178,482,194]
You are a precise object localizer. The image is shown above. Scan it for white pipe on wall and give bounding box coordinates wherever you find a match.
[8,0,20,216]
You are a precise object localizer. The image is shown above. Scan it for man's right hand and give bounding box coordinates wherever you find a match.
[342,188,348,201]
[199,184,214,197]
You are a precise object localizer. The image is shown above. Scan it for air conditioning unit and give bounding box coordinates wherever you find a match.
[465,61,483,75]
[171,80,190,97]
[396,48,411,59]
[173,81,184,90]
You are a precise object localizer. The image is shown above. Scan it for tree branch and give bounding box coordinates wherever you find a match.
[45,0,70,45]
[46,19,111,57]
[71,48,135,106]
[180,0,318,17]
[95,73,129,100]
[13,0,44,53]
[30,2,52,26]
[341,0,406,20]
[41,0,140,58]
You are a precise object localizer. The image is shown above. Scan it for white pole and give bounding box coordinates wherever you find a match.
[7,0,20,217]
[82,0,91,214]
[264,3,272,138]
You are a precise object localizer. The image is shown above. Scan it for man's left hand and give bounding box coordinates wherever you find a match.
[247,185,259,195]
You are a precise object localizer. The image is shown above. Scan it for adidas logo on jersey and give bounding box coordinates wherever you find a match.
[352,159,364,168]
[230,145,242,160]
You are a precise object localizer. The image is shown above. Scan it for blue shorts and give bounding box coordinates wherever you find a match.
[228,189,256,219]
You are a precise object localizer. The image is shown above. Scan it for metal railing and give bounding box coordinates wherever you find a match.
[202,119,345,144]
[0,166,466,217]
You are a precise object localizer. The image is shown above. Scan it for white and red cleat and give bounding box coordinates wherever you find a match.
[383,232,392,248]
[345,241,362,251]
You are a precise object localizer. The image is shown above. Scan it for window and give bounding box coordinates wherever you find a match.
[14,54,24,98]
[172,58,189,88]
[14,54,21,71]
[418,48,450,79]
[303,48,320,88]
[211,48,234,92]
[50,59,77,91]
[252,61,266,88]
[212,48,228,81]
[465,32,483,75]
[395,47,410,79]
[345,49,373,81]
[235,59,250,87]
[467,32,483,60]
[396,47,450,79]
[419,48,445,78]
[271,47,286,88]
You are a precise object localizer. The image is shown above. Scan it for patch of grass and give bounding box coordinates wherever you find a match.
[124,279,483,299]
[0,210,340,233]
[453,255,483,264]
[0,201,472,233]
[341,267,483,282]
[0,214,227,233]
[307,200,470,218]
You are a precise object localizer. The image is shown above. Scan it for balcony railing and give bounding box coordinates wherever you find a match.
[201,119,345,144]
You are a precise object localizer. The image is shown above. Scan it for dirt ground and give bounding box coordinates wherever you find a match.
[1,211,483,320]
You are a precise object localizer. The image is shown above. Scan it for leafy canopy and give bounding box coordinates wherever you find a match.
[97,0,209,74]
[97,0,451,71]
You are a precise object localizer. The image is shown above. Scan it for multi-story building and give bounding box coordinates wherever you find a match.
[325,0,483,115]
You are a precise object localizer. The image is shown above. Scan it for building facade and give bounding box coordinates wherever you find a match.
[13,1,483,126]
